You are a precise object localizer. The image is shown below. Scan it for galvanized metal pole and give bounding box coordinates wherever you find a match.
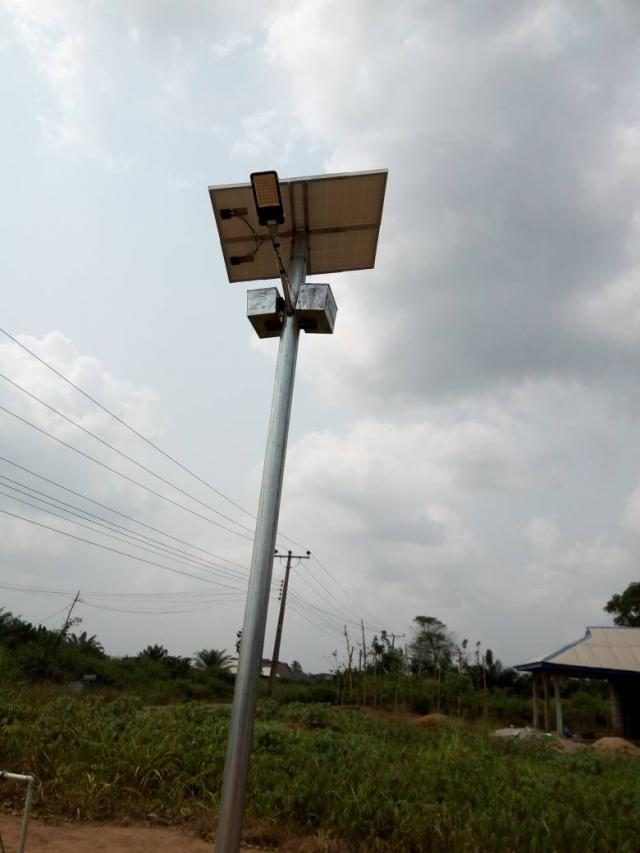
[0,771,35,853]
[214,232,308,853]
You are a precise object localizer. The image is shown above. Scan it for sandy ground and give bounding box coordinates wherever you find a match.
[0,815,273,852]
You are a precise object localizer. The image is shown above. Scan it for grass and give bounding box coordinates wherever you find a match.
[1,692,638,851]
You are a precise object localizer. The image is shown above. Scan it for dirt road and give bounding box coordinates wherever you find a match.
[0,815,272,852]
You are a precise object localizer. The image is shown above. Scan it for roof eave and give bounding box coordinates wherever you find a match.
[515,661,640,679]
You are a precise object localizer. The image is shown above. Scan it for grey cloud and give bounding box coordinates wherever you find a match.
[270,2,640,405]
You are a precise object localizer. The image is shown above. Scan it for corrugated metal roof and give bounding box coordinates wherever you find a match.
[518,627,640,674]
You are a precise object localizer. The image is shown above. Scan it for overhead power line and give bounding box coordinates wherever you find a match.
[0,493,371,644]
[0,580,258,619]
[0,474,249,580]
[288,588,376,636]
[80,598,245,616]
[0,327,307,549]
[0,455,248,571]
[0,580,243,601]
[0,372,256,537]
[295,561,365,626]
[0,506,242,589]
[0,331,392,637]
[286,598,345,645]
[0,404,254,541]
[0,457,386,642]
[0,486,247,588]
[38,603,74,624]
[310,554,390,630]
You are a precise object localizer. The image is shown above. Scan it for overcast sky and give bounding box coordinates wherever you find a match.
[1,1,640,671]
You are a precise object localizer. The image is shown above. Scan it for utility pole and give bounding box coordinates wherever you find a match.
[388,632,406,651]
[60,590,81,637]
[53,590,80,651]
[268,549,310,696]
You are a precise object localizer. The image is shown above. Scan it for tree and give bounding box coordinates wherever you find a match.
[68,631,105,657]
[456,638,469,672]
[409,616,455,675]
[193,648,232,670]
[605,582,640,626]
[375,630,403,674]
[139,644,169,661]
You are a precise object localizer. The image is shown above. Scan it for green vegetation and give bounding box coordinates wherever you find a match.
[0,603,626,849]
[0,606,611,731]
[606,581,640,626]
[1,693,638,851]
[0,609,235,704]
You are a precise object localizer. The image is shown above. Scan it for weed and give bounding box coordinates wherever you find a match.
[0,695,637,851]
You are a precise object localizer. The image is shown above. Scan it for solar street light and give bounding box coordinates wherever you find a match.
[208,168,387,853]
[250,170,285,226]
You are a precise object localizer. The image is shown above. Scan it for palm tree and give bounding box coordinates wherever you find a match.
[68,630,105,657]
[193,648,232,670]
[139,643,169,661]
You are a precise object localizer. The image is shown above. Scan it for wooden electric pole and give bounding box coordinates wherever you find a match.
[268,549,310,696]
[51,590,81,657]
[60,590,81,638]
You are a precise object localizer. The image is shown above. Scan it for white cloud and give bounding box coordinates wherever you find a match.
[3,0,119,165]
[211,33,253,59]
[525,517,561,553]
[266,1,640,404]
[2,0,274,166]
[622,486,640,533]
[579,269,640,348]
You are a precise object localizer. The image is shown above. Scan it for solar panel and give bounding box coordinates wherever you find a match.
[208,170,387,283]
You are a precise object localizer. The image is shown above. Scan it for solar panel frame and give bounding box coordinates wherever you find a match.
[209,169,387,283]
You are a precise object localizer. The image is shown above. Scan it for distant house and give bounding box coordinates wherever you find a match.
[260,659,308,681]
[226,657,309,681]
[517,626,640,738]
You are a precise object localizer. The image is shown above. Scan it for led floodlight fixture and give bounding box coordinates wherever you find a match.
[250,170,284,226]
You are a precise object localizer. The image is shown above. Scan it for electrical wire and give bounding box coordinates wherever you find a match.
[229,213,265,265]
[0,487,247,588]
[292,560,382,633]
[0,455,248,571]
[38,603,73,624]
[0,580,241,602]
[310,553,389,628]
[0,328,256,520]
[287,598,345,645]
[0,474,250,580]
[0,404,254,541]
[0,506,241,588]
[0,469,385,644]
[0,372,257,537]
[0,327,307,551]
[0,334,394,637]
[79,598,245,616]
[288,588,375,636]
